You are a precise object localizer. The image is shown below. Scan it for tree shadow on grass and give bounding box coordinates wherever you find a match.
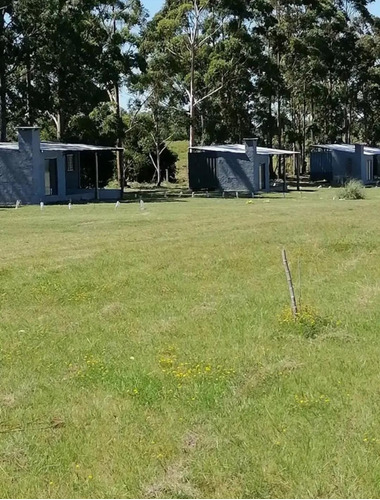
[123,194,189,203]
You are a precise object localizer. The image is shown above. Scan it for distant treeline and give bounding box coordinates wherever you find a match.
[1,0,379,184]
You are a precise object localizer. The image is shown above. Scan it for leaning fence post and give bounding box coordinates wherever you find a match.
[282,249,298,318]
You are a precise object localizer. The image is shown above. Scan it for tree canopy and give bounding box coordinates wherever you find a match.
[0,0,379,184]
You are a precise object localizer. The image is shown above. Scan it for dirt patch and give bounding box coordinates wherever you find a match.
[144,460,199,499]
[144,430,201,498]
[0,394,16,407]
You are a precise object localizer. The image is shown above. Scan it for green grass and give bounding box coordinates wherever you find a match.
[1,188,380,497]
[170,140,189,185]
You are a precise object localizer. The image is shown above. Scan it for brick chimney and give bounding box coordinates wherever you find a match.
[18,127,41,157]
[244,138,258,163]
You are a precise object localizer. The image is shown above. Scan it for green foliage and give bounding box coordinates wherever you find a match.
[1,0,380,181]
[170,140,189,185]
[279,305,338,339]
[134,145,178,184]
[339,179,366,200]
[80,150,115,189]
[2,0,145,141]
[122,112,178,183]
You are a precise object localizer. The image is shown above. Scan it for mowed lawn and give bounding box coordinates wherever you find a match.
[1,190,380,498]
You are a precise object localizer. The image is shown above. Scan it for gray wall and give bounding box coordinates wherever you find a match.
[188,139,270,193]
[310,150,333,181]
[189,152,256,192]
[331,150,362,181]
[0,128,41,205]
[65,153,81,193]
[311,146,372,184]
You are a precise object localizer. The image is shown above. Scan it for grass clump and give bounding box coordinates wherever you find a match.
[279,305,337,338]
[339,179,366,200]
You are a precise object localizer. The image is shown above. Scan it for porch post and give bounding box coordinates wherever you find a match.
[296,153,300,191]
[282,156,287,193]
[95,151,99,200]
[119,149,124,199]
[265,159,270,192]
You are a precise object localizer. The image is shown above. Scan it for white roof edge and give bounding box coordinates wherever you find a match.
[40,142,122,152]
[0,142,122,152]
[314,144,380,156]
[191,144,299,155]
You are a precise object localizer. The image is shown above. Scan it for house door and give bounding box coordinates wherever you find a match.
[45,159,58,195]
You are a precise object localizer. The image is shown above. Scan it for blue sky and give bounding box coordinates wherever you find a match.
[143,0,163,16]
[370,0,380,15]
[142,0,380,17]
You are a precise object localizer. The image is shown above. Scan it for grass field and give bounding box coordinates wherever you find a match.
[170,140,188,185]
[1,189,380,498]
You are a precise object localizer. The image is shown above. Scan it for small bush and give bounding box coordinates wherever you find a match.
[279,305,333,339]
[339,179,365,200]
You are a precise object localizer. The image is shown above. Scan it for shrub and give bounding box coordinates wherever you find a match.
[279,305,331,339]
[339,179,366,200]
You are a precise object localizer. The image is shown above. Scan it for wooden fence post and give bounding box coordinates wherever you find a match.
[282,249,298,318]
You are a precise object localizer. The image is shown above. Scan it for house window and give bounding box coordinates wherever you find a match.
[45,159,58,196]
[366,159,373,181]
[66,154,74,172]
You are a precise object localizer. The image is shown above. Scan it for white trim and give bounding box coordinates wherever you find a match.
[191,144,299,155]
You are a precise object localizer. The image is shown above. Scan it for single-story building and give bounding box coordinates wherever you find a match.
[188,138,298,193]
[310,144,380,184]
[0,126,122,205]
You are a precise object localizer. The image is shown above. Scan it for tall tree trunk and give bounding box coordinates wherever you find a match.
[268,94,273,148]
[310,96,314,144]
[115,83,123,184]
[25,38,32,125]
[156,143,161,187]
[0,9,7,141]
[276,0,282,158]
[200,113,206,145]
[112,10,123,185]
[56,110,63,141]
[189,42,195,149]
[277,91,282,178]
[302,83,306,174]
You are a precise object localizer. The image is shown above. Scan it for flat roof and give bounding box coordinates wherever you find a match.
[0,141,122,152]
[314,144,380,156]
[0,142,18,150]
[41,142,122,152]
[191,144,299,155]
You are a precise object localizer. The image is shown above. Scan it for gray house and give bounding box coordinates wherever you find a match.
[310,144,380,184]
[0,127,121,205]
[189,138,298,193]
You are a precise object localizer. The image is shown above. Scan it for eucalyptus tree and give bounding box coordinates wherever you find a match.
[139,78,179,186]
[0,0,15,140]
[144,0,247,148]
[6,0,145,146]
[8,0,106,139]
[93,0,146,179]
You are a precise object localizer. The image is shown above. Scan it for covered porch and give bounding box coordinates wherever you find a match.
[40,142,124,202]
